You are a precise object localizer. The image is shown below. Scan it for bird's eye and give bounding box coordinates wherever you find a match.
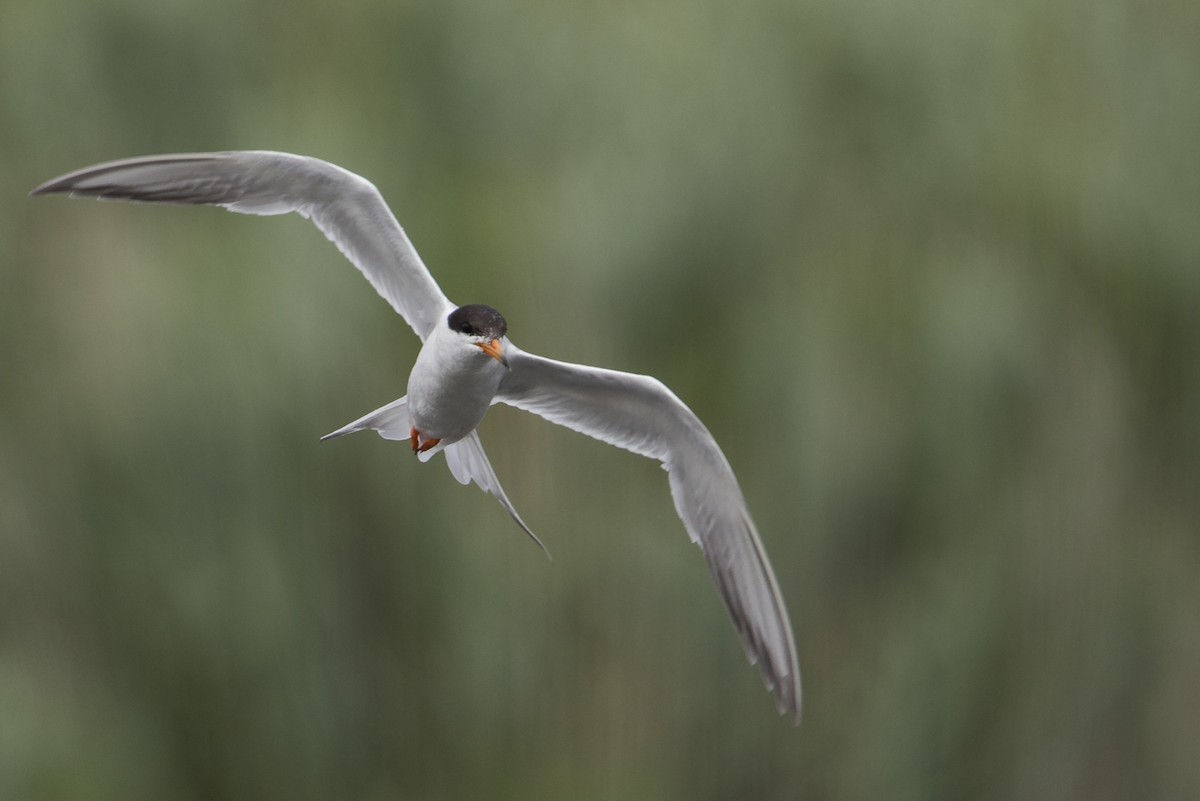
[459,322,474,334]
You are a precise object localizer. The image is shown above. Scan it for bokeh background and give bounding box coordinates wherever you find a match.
[3,0,1199,798]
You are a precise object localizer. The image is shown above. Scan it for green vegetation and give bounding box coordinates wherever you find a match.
[3,0,1198,798]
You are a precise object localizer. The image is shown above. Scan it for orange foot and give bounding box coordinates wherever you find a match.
[410,427,441,454]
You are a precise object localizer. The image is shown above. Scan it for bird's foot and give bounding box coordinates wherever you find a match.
[410,428,441,454]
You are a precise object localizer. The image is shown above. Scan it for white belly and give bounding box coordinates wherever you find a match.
[406,333,507,443]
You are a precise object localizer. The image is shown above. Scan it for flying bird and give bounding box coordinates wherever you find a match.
[32,151,802,722]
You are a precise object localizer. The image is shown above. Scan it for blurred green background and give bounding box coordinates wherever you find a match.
[3,0,1199,798]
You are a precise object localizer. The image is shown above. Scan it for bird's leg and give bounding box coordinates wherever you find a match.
[410,427,440,454]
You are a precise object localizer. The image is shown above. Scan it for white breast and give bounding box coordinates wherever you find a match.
[406,327,508,444]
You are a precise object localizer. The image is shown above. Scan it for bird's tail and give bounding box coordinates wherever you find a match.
[321,397,547,555]
[320,395,412,442]
[445,433,548,556]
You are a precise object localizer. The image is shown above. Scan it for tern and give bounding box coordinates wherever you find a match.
[32,151,802,722]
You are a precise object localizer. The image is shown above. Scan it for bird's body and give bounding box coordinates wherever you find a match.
[406,306,509,450]
[32,151,803,722]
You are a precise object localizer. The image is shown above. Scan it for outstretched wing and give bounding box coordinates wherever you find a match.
[497,343,801,722]
[31,151,453,339]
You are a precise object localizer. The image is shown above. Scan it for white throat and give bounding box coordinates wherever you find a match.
[406,323,508,444]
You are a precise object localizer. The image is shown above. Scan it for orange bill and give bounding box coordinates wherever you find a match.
[474,338,508,367]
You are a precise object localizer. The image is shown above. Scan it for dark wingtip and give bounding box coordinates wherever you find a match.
[29,179,64,197]
[788,694,803,726]
[29,154,228,201]
[780,665,803,725]
[785,668,803,725]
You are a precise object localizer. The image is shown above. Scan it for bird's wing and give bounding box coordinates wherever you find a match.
[496,343,801,721]
[31,151,452,340]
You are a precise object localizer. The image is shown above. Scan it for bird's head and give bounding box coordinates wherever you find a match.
[447,304,509,367]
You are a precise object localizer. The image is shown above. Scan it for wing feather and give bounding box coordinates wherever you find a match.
[497,344,801,721]
[31,151,452,339]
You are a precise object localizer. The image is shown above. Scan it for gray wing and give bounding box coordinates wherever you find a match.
[31,151,452,340]
[496,343,801,722]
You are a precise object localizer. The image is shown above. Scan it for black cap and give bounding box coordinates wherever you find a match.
[447,304,507,339]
